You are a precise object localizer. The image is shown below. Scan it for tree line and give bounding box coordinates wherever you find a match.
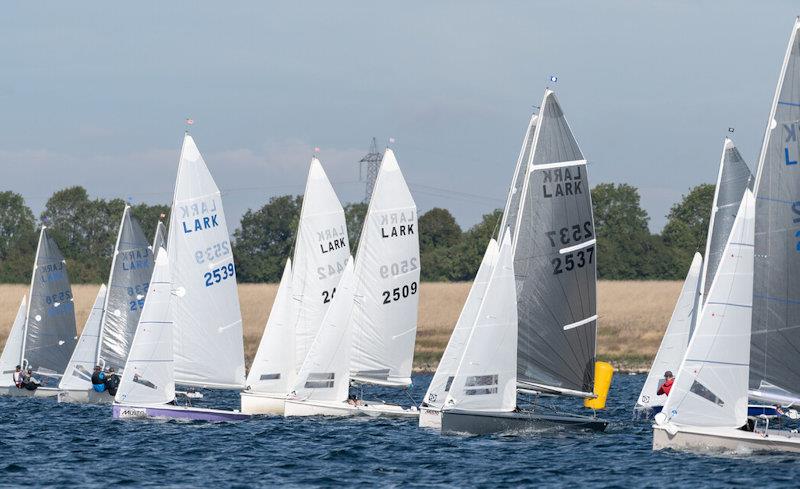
[0,183,713,283]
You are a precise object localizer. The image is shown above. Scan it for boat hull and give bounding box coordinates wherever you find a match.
[58,389,114,404]
[637,404,778,418]
[419,406,442,429]
[240,391,285,415]
[441,409,609,435]
[653,424,800,453]
[0,386,59,398]
[284,399,418,418]
[113,403,251,422]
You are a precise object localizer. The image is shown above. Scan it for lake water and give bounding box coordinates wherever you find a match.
[1,373,798,488]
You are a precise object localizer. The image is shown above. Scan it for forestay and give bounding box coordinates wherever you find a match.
[246,259,294,394]
[59,285,107,390]
[700,138,753,305]
[749,18,800,404]
[97,207,155,372]
[116,248,175,406]
[0,297,27,387]
[444,229,517,412]
[292,158,350,373]
[662,191,754,428]
[499,114,538,239]
[24,228,77,375]
[290,259,355,403]
[168,135,245,389]
[636,254,701,409]
[350,149,420,387]
[512,90,597,395]
[423,239,499,409]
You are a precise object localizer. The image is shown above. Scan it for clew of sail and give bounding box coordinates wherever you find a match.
[423,239,499,409]
[511,90,596,395]
[661,191,754,428]
[350,148,420,387]
[444,229,517,412]
[290,258,356,403]
[168,135,245,389]
[636,254,701,409]
[59,285,107,390]
[97,206,155,372]
[292,158,350,373]
[116,248,175,406]
[0,297,27,387]
[246,259,295,393]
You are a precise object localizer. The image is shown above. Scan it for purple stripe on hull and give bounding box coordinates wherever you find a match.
[113,404,250,422]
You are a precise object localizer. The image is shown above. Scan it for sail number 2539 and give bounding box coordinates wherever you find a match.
[552,247,594,275]
[204,263,236,287]
[382,281,418,304]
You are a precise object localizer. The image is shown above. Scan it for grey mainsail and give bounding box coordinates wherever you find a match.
[749,18,800,403]
[152,220,167,260]
[499,114,538,240]
[700,138,753,304]
[23,227,77,375]
[512,90,596,395]
[97,206,155,371]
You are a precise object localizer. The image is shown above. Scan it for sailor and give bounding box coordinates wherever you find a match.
[104,368,120,396]
[22,368,40,391]
[657,371,674,396]
[91,366,107,393]
[12,365,23,389]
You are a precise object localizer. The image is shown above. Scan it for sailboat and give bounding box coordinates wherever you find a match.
[58,206,155,403]
[654,18,800,452]
[0,227,78,397]
[114,133,248,420]
[420,113,536,429]
[346,147,420,417]
[152,219,167,260]
[636,138,752,415]
[435,90,612,435]
[241,157,350,415]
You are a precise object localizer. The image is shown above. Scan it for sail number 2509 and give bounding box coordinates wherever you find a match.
[382,281,418,304]
[204,263,236,287]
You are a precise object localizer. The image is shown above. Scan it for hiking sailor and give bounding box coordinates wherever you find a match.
[104,368,120,396]
[22,368,40,391]
[12,365,23,389]
[657,371,674,396]
[91,366,107,393]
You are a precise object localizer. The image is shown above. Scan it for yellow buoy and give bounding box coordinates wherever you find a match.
[584,361,614,410]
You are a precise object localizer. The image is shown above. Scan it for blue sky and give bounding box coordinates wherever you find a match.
[1,1,798,232]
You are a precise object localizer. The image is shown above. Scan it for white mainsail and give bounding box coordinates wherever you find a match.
[167,134,245,389]
[350,148,420,387]
[59,285,107,390]
[0,297,27,387]
[423,239,499,409]
[444,229,517,413]
[292,158,350,373]
[116,248,175,406]
[661,191,754,428]
[290,258,356,404]
[636,253,701,410]
[246,259,295,394]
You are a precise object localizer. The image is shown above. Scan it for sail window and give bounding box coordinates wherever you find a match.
[132,374,157,390]
[259,373,280,381]
[305,372,335,389]
[444,376,454,392]
[464,374,499,396]
[689,380,724,407]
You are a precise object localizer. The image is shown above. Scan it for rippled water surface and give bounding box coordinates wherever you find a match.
[1,374,799,488]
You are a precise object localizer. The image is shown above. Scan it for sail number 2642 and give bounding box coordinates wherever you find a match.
[204,263,236,287]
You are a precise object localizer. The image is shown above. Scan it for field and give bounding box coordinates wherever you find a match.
[0,281,682,372]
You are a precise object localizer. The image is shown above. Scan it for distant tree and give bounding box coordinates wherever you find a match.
[661,184,715,277]
[421,209,501,281]
[233,195,302,282]
[0,191,38,283]
[343,202,368,253]
[131,203,171,243]
[419,208,461,251]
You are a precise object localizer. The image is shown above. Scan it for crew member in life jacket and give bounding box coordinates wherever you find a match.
[91,366,107,393]
[104,367,120,396]
[657,370,674,396]
[12,365,23,389]
[22,368,40,391]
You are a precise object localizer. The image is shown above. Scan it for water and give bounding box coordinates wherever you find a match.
[1,374,798,488]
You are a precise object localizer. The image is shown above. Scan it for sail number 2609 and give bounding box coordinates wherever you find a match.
[204,263,236,287]
[382,281,418,304]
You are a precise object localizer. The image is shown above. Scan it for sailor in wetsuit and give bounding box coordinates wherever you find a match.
[12,365,23,389]
[22,368,40,391]
[104,368,120,396]
[91,366,107,393]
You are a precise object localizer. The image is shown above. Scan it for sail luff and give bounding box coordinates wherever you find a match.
[499,114,538,239]
[95,206,129,366]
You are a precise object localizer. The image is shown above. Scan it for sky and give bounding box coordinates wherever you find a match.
[1,1,799,233]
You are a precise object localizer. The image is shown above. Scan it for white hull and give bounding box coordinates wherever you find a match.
[419,406,442,429]
[240,391,285,415]
[0,386,59,398]
[57,388,114,404]
[284,399,419,418]
[653,424,800,453]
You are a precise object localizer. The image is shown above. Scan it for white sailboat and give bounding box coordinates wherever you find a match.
[0,227,78,397]
[420,113,537,429]
[114,133,249,420]
[346,147,420,416]
[58,206,155,403]
[241,157,350,414]
[152,219,167,260]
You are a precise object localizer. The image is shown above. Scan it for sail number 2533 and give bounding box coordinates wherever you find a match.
[552,247,594,275]
[204,263,236,287]
[382,281,418,304]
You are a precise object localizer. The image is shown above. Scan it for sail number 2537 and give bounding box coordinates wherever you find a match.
[552,247,594,275]
[382,281,418,304]
[545,221,593,247]
[204,263,236,287]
